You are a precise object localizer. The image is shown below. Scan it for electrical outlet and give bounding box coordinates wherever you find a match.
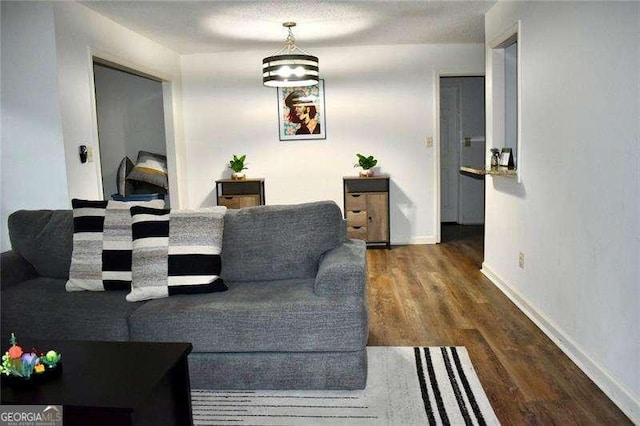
[464,137,471,147]
[519,252,525,269]
[425,136,433,147]
[87,146,94,163]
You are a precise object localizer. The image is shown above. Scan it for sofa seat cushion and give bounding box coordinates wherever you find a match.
[128,278,367,353]
[1,278,142,341]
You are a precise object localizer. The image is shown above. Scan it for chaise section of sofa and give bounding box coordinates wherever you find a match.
[1,201,368,389]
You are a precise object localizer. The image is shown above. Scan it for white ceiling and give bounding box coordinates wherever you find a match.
[80,1,495,55]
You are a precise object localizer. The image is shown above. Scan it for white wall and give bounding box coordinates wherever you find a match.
[0,2,68,251]
[181,44,484,244]
[483,2,640,421]
[52,2,186,207]
[93,64,166,197]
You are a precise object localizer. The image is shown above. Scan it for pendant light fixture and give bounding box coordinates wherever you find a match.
[262,22,319,88]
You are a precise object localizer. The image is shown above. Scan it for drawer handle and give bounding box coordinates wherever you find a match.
[351,194,362,198]
[224,196,234,199]
[352,226,362,230]
[352,210,362,213]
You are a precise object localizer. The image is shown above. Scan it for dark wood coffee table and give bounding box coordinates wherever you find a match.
[1,340,193,426]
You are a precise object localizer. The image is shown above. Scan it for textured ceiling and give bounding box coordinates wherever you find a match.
[80,1,495,54]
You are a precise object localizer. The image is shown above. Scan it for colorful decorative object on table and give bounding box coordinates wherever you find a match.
[0,334,61,385]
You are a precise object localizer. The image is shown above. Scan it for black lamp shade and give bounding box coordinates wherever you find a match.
[262,54,319,87]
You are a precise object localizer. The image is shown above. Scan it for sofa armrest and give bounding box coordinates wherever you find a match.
[314,239,367,296]
[1,250,38,290]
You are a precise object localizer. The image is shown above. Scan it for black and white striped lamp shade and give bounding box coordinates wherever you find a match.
[262,54,319,87]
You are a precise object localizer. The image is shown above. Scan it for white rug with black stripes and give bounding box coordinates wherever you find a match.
[191,346,500,425]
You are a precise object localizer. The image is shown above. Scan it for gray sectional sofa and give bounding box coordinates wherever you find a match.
[0,201,368,389]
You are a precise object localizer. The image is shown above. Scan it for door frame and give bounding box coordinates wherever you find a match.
[433,72,485,243]
[487,21,522,183]
[87,47,180,206]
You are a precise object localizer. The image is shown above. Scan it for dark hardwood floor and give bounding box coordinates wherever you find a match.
[366,224,631,425]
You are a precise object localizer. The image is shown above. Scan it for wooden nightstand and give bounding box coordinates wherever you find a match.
[215,178,265,209]
[343,175,390,248]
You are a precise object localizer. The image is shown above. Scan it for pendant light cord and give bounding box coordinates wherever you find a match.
[269,22,312,56]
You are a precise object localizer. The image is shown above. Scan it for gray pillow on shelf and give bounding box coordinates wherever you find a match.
[116,156,135,196]
[130,180,167,195]
[126,151,169,190]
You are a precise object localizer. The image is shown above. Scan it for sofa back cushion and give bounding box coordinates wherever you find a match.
[221,201,345,281]
[7,201,346,282]
[8,210,73,279]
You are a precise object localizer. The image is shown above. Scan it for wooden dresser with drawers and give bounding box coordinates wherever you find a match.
[343,175,390,248]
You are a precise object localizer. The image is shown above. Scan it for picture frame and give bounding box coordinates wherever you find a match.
[277,80,326,141]
[499,147,514,169]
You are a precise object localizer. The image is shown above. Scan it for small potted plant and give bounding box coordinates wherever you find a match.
[229,155,248,180]
[354,154,378,177]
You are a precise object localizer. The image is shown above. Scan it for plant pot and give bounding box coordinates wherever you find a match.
[231,172,246,180]
[359,169,374,177]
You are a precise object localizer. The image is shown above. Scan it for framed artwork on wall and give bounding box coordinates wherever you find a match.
[277,80,326,141]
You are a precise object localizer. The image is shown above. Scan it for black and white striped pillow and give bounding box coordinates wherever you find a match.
[126,206,227,302]
[66,198,165,292]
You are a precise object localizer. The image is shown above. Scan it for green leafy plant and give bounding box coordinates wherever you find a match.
[229,155,248,173]
[354,154,378,170]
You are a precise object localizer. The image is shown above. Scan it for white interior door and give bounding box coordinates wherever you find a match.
[440,85,461,223]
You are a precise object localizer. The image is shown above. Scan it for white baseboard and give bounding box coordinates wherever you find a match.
[481,263,639,424]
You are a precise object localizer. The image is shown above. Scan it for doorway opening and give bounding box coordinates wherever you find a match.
[92,58,173,206]
[439,76,486,243]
